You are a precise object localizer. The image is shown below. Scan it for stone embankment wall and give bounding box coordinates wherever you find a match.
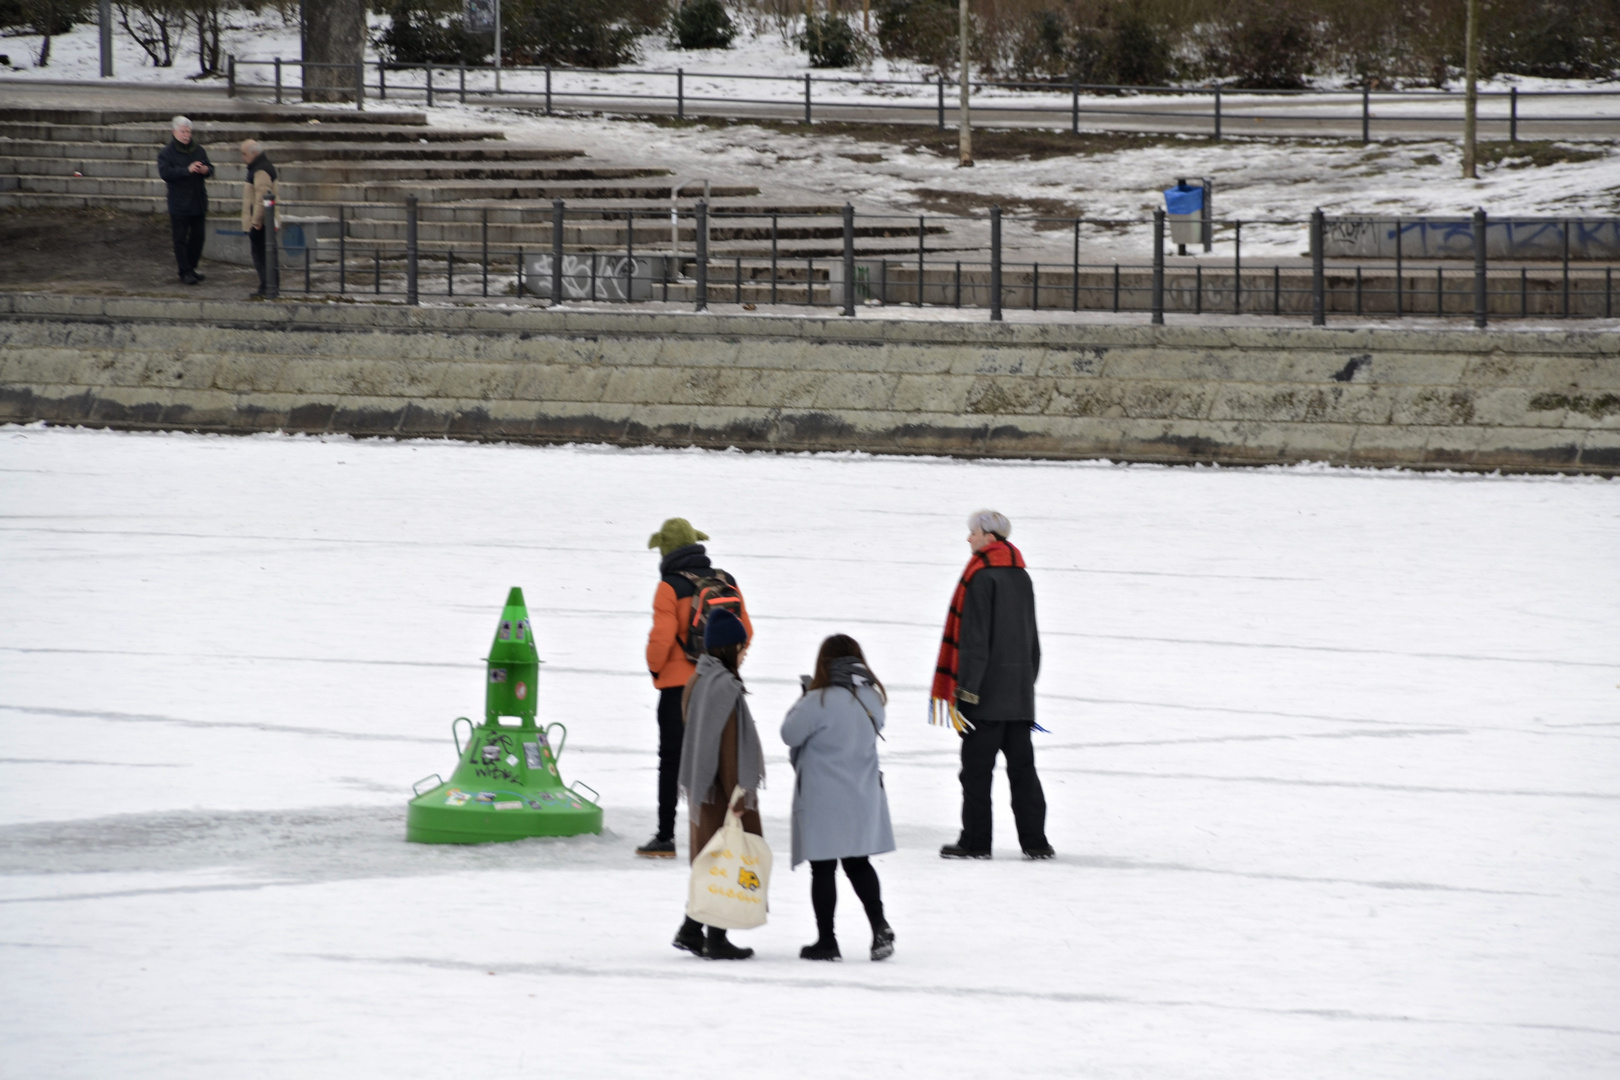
[1,294,1616,473]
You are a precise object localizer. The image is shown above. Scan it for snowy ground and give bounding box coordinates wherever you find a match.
[1,425,1617,1077]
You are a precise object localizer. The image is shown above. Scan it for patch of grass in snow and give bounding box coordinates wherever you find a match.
[1476,140,1612,170]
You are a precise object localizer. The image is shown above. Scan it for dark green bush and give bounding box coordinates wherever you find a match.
[1006,2,1171,85]
[504,0,663,67]
[874,0,959,72]
[798,12,866,68]
[377,0,492,65]
[670,0,736,49]
[1210,0,1317,88]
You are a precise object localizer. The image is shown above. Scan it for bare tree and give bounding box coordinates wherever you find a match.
[115,0,182,66]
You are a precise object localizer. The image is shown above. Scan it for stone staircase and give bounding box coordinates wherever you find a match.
[0,103,944,284]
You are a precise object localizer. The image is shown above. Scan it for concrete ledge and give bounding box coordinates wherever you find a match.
[2,293,1617,474]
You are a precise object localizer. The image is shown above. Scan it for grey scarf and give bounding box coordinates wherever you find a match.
[677,653,765,806]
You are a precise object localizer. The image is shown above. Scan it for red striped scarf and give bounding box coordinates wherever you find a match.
[930,540,1024,732]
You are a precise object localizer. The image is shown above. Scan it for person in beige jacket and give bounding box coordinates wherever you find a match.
[238,140,279,297]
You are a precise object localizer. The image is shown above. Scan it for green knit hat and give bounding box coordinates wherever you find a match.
[648,517,709,557]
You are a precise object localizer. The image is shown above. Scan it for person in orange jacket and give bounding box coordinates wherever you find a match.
[638,517,754,858]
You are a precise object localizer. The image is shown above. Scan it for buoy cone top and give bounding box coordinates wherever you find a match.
[486,587,539,723]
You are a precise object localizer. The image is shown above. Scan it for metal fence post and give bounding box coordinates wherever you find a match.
[264,197,279,299]
[459,63,466,105]
[1361,84,1370,144]
[1151,209,1165,325]
[1509,86,1518,142]
[990,205,1003,322]
[426,65,433,108]
[337,204,345,295]
[546,66,552,115]
[842,204,856,316]
[379,62,387,100]
[805,73,813,125]
[355,60,365,111]
[481,207,489,297]
[1310,207,1325,325]
[274,56,282,103]
[227,54,235,97]
[917,215,926,307]
[405,195,418,305]
[1213,85,1221,141]
[1473,207,1488,328]
[1233,219,1242,314]
[677,67,683,120]
[1394,217,1403,318]
[1071,83,1079,135]
[937,76,945,131]
[1562,218,1571,317]
[552,198,565,306]
[695,200,709,311]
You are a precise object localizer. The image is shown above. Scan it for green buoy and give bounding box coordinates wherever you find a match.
[406,587,603,843]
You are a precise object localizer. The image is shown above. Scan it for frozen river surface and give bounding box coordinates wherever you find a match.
[1,426,1617,1078]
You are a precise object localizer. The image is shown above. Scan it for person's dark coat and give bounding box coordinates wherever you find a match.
[955,565,1040,723]
[157,138,214,216]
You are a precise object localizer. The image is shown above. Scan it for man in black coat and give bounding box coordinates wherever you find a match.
[941,510,1053,860]
[156,116,214,285]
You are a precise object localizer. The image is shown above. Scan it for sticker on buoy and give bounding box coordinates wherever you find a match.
[515,682,528,700]
[494,800,523,810]
[505,753,518,767]
[475,791,496,802]
[524,743,543,768]
[444,789,469,806]
[570,801,582,809]
[548,764,557,776]
[490,668,507,683]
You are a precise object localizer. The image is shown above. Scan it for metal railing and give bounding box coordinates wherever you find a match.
[224,56,1620,143]
[250,199,1617,326]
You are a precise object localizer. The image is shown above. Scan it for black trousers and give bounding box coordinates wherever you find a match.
[809,856,884,942]
[655,685,684,842]
[958,720,1048,851]
[249,226,267,288]
[170,213,206,275]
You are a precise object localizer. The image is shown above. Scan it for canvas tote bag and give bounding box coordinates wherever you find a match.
[686,786,773,929]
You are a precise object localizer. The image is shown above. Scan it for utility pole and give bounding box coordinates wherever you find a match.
[958,0,972,166]
[1463,0,1479,179]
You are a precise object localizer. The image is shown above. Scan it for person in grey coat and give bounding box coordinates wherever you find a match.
[781,634,896,962]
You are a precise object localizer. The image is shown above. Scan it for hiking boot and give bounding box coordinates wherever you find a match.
[703,927,753,960]
[635,835,676,858]
[940,843,991,859]
[191,272,205,283]
[180,271,199,286]
[799,938,841,961]
[672,917,705,956]
[870,924,895,962]
[1022,843,1056,860]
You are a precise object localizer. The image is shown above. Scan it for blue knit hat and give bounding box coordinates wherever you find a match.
[704,608,748,650]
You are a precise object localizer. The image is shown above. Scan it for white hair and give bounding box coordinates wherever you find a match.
[967,509,1011,538]
[172,115,192,129]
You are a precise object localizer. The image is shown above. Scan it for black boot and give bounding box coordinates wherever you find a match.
[940,842,991,859]
[703,926,753,960]
[672,916,705,956]
[636,835,676,858]
[870,923,895,962]
[799,937,841,961]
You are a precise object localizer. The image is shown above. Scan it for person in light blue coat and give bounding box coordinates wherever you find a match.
[781,634,896,962]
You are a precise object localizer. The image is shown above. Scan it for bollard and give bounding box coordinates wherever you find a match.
[552,199,564,306]
[1473,207,1488,328]
[990,205,1003,322]
[695,201,709,311]
[1310,207,1325,326]
[406,195,419,305]
[264,197,280,299]
[1151,209,1165,325]
[842,204,855,316]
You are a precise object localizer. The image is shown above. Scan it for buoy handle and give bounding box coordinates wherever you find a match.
[544,722,568,759]
[452,716,474,757]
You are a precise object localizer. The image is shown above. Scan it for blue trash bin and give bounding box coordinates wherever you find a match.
[1164,183,1205,247]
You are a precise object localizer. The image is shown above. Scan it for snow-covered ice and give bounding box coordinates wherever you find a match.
[1,425,1617,1077]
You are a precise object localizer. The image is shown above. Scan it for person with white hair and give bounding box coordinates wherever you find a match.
[238,139,279,297]
[929,509,1053,860]
[155,116,214,285]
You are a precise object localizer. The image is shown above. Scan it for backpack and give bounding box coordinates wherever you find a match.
[678,570,744,661]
